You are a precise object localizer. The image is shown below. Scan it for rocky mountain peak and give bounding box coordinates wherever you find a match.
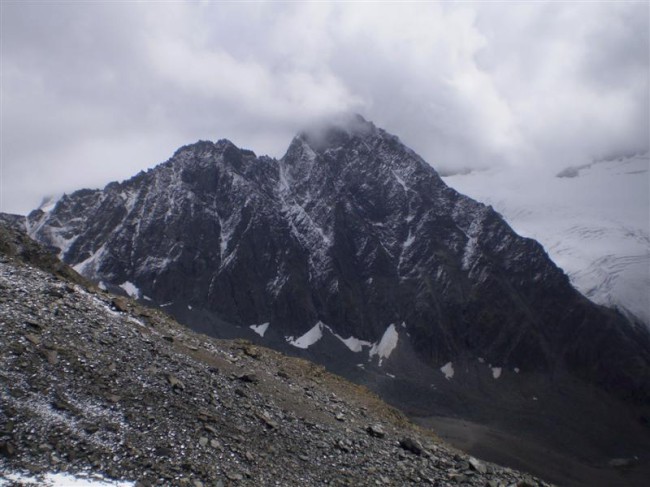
[15,117,650,486]
[295,113,378,154]
[169,138,258,175]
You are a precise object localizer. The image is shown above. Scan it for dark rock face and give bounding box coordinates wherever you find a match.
[24,116,650,406]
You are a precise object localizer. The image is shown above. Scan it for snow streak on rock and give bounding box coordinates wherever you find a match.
[369,324,399,366]
[440,362,455,380]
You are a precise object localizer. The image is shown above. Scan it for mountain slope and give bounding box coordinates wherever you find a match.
[16,115,650,485]
[24,116,650,402]
[2,222,553,486]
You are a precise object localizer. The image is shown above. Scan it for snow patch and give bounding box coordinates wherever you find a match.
[392,170,409,192]
[440,362,454,380]
[119,281,140,299]
[492,367,502,379]
[369,323,400,366]
[514,367,520,374]
[403,231,415,249]
[0,471,134,487]
[72,245,106,276]
[336,334,372,353]
[250,322,270,337]
[127,317,145,328]
[98,281,107,291]
[287,321,324,349]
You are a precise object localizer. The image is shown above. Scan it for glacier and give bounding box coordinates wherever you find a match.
[444,153,650,327]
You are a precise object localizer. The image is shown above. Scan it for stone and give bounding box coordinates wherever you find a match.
[107,394,121,404]
[366,424,386,439]
[168,375,185,391]
[0,441,16,457]
[198,436,208,447]
[468,456,487,474]
[399,437,423,456]
[257,411,278,429]
[204,424,218,435]
[25,320,43,331]
[225,472,243,481]
[237,373,258,384]
[242,345,260,359]
[44,349,58,365]
[111,297,129,312]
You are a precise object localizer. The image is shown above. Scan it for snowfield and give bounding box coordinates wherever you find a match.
[444,153,650,327]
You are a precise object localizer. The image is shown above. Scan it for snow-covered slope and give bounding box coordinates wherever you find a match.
[444,154,650,327]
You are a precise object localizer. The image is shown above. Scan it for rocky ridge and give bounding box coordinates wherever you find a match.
[0,223,549,486]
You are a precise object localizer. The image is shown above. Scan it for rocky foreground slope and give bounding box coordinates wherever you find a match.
[0,224,549,486]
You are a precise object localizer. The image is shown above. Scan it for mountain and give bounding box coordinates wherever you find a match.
[14,115,650,485]
[1,222,552,487]
[444,153,650,328]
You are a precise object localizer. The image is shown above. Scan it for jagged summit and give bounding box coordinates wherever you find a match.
[294,113,378,153]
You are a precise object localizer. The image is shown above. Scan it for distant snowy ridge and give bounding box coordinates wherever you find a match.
[444,153,650,327]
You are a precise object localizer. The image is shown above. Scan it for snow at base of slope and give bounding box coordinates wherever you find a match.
[369,323,400,366]
[250,322,270,337]
[440,362,454,380]
[444,154,650,328]
[287,321,324,349]
[0,471,134,486]
[286,321,374,352]
[337,334,373,353]
[118,281,140,299]
[72,245,107,277]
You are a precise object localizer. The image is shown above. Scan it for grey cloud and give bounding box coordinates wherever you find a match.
[1,2,647,214]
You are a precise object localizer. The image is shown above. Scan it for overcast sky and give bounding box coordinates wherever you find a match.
[1,1,648,215]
